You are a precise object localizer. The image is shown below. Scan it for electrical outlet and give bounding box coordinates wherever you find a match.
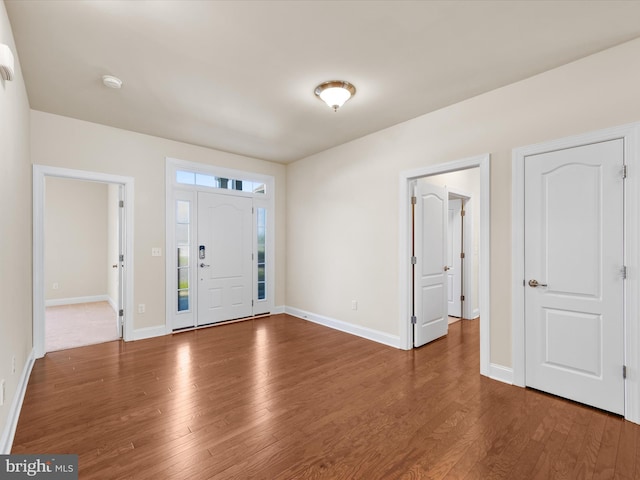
[53,282,59,290]
[0,379,5,406]
[351,300,358,311]
[151,248,162,257]
[11,356,15,375]
[138,304,146,314]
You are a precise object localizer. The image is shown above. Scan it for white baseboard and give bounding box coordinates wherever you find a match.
[285,306,401,349]
[132,325,168,341]
[489,363,514,385]
[45,294,110,307]
[271,305,285,315]
[471,308,480,319]
[107,296,117,312]
[0,348,35,454]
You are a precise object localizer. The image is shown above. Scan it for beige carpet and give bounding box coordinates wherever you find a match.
[46,301,120,352]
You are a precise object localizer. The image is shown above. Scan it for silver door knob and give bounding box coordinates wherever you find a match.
[528,279,548,287]
[200,263,210,268]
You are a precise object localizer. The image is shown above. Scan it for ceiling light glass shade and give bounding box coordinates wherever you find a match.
[314,81,356,111]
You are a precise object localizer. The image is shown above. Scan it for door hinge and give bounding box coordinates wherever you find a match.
[119,309,124,317]
[623,165,628,179]
[460,295,465,301]
[252,300,254,307]
[622,265,627,279]
[411,256,417,265]
[460,209,466,217]
[119,254,124,262]
[411,196,417,205]
[411,315,417,325]
[119,200,124,208]
[623,365,627,379]
[460,252,465,259]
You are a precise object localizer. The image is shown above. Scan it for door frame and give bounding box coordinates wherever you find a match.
[33,165,135,358]
[447,189,474,320]
[165,157,275,332]
[399,153,491,377]
[512,123,640,423]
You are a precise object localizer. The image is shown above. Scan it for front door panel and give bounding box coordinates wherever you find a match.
[197,192,253,325]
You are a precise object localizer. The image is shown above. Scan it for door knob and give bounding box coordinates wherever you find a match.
[528,279,548,287]
[112,264,118,268]
[200,263,210,268]
[444,266,450,271]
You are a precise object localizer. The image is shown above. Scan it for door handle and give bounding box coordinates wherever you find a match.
[200,263,210,268]
[528,279,548,288]
[112,264,118,268]
[444,266,450,271]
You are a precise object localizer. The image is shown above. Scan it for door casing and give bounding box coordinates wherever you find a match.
[165,157,275,332]
[33,165,135,358]
[399,154,491,376]
[512,123,640,424]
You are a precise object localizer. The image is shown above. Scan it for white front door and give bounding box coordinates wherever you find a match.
[447,198,462,318]
[197,192,253,326]
[524,139,624,414]
[414,182,449,347]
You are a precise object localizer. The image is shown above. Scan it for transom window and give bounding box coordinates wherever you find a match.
[176,170,266,195]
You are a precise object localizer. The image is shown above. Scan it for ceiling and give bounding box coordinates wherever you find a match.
[6,1,640,164]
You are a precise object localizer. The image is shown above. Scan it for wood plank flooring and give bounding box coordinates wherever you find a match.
[12,314,639,479]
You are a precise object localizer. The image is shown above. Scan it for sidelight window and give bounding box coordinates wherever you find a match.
[176,200,191,312]
[257,207,266,300]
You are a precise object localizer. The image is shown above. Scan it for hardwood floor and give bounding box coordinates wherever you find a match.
[12,314,639,479]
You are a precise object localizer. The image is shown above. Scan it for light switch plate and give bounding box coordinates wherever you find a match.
[152,248,162,257]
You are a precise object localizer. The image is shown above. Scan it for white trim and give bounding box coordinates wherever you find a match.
[489,363,513,385]
[107,295,117,312]
[512,122,640,424]
[286,306,401,349]
[399,154,491,378]
[0,349,35,454]
[471,308,480,320]
[272,305,285,314]
[165,158,276,332]
[45,294,110,307]
[33,165,135,358]
[132,325,168,341]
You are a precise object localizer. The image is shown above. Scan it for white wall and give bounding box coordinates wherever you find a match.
[44,177,109,301]
[0,1,32,452]
[31,111,287,331]
[287,37,640,368]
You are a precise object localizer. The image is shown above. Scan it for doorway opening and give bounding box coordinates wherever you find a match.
[512,123,640,423]
[33,165,134,358]
[43,177,122,352]
[399,154,491,377]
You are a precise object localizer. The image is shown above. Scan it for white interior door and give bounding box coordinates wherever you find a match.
[197,192,253,325]
[524,139,624,414]
[447,198,462,318]
[414,182,448,347]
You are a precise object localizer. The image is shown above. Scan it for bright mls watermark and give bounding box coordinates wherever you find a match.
[0,455,78,479]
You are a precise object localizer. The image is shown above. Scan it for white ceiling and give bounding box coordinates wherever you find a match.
[6,0,640,164]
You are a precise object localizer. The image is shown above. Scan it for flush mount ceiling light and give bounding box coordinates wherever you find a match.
[102,74,123,89]
[314,80,356,112]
